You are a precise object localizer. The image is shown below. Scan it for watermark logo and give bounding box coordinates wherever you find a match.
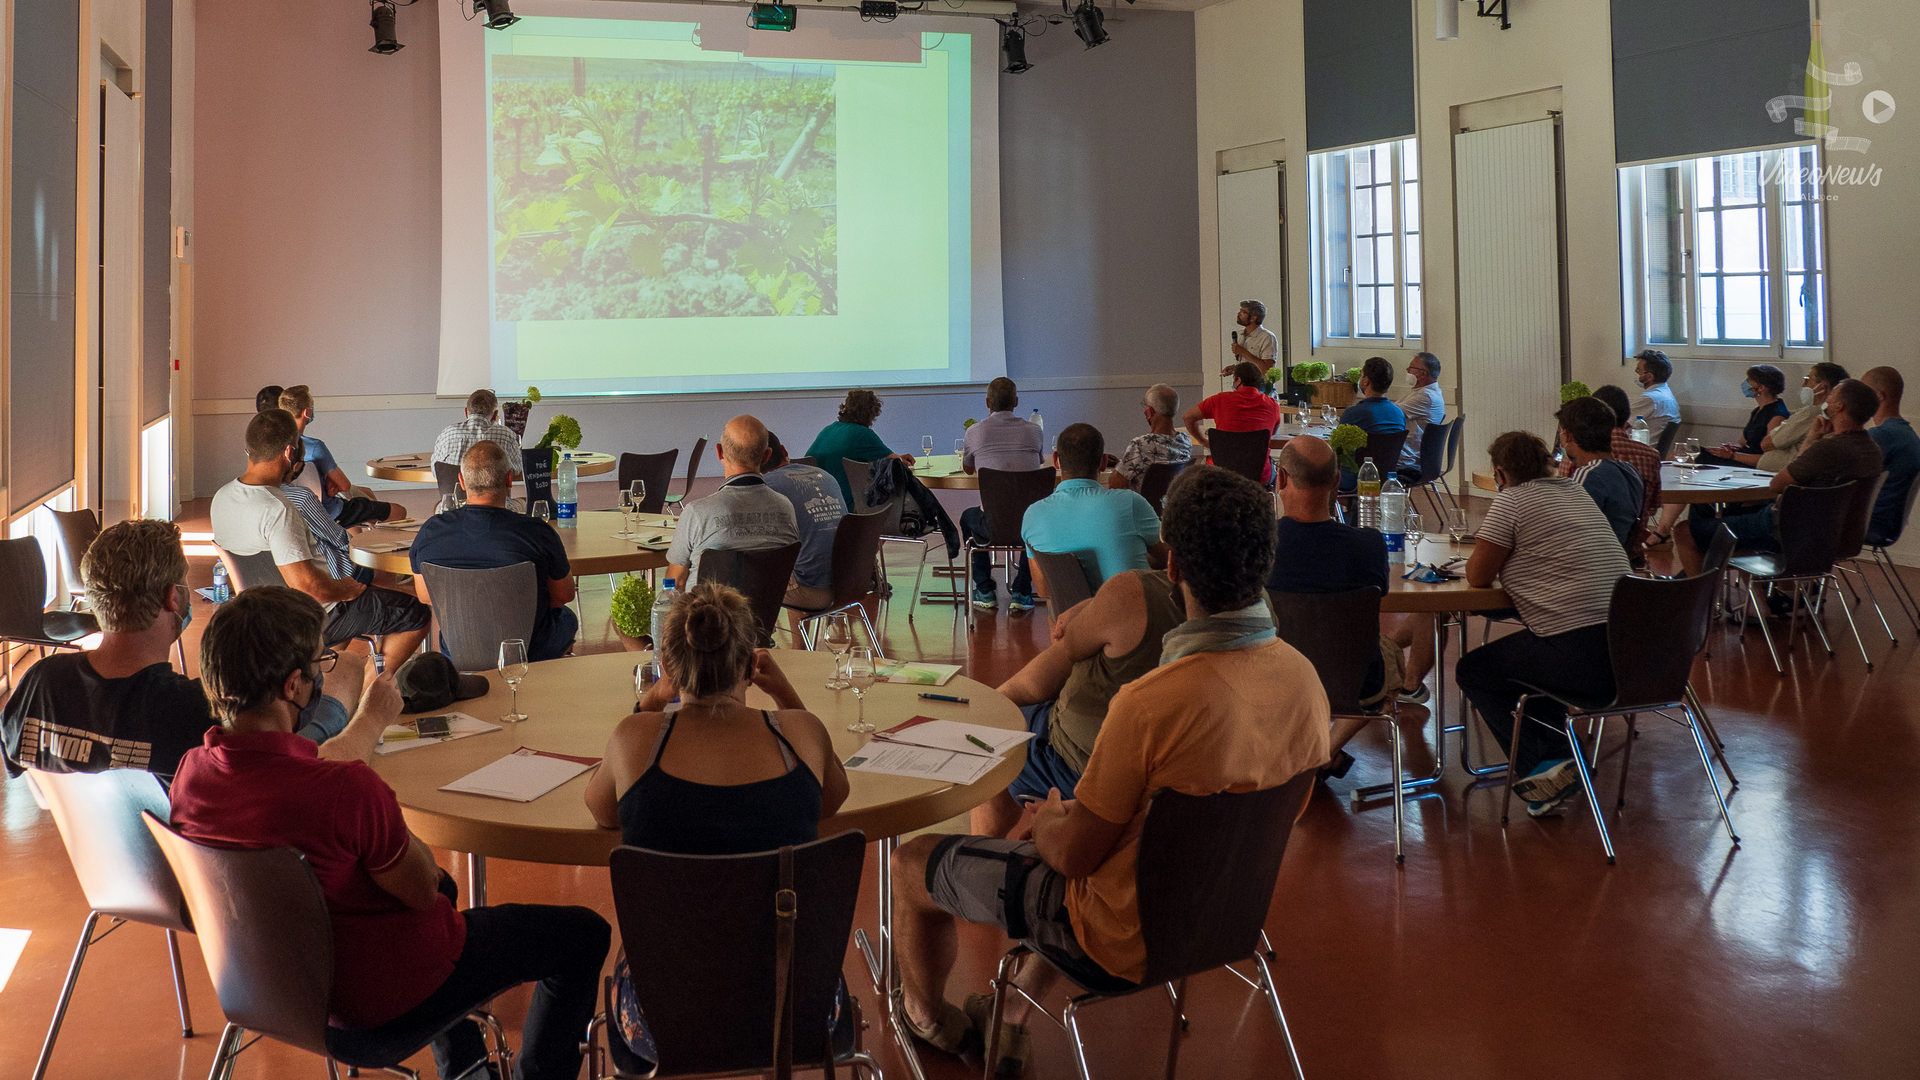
[1761,22,1896,198]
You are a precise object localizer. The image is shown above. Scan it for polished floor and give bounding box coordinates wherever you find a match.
[4,484,1920,1079]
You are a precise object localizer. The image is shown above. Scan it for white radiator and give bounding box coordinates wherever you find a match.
[1454,119,1563,482]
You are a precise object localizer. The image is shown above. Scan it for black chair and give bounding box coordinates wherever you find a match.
[143,813,515,1080]
[965,468,1058,631]
[1856,467,1920,634]
[617,450,678,515]
[1499,572,1739,864]
[48,508,101,611]
[1727,480,1871,674]
[586,832,879,1079]
[1207,429,1271,487]
[1030,550,1096,620]
[1360,431,1408,481]
[1829,472,1899,646]
[980,776,1316,1080]
[419,562,539,672]
[1654,422,1681,460]
[782,509,890,657]
[433,461,461,502]
[30,769,194,1080]
[1270,587,1411,862]
[0,537,98,693]
[1137,460,1188,516]
[697,542,802,647]
[1440,412,1466,503]
[662,436,709,510]
[845,456,933,619]
[1401,417,1462,520]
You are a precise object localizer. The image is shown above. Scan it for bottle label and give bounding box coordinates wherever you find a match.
[557,502,577,520]
[1384,532,1406,562]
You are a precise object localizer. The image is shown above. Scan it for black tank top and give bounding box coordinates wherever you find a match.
[616,710,823,855]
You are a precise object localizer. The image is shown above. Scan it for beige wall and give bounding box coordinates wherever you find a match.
[1196,0,1920,560]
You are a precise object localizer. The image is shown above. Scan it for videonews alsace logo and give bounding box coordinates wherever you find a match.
[1762,19,1895,194]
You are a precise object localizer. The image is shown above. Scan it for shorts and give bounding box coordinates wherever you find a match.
[1005,702,1084,804]
[333,497,393,528]
[350,564,376,586]
[924,835,1130,992]
[324,585,431,644]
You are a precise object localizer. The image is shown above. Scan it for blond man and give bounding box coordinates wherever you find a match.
[278,384,397,527]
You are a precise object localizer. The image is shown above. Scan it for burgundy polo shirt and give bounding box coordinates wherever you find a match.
[169,728,467,1029]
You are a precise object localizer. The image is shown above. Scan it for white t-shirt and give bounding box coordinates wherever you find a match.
[1478,477,1629,638]
[1397,382,1446,469]
[1240,324,1278,365]
[211,480,335,609]
[1630,383,1682,431]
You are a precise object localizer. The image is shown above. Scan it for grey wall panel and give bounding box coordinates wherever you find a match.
[1304,0,1416,152]
[144,0,175,424]
[1612,0,1810,163]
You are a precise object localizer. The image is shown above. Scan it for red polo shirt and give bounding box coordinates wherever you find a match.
[1198,387,1280,482]
[169,728,467,1029]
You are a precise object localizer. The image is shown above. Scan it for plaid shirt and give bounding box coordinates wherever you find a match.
[432,415,524,469]
[280,483,357,580]
[1610,429,1663,560]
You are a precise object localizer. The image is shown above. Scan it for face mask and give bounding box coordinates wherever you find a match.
[1741,383,1757,399]
[1800,385,1816,406]
[1820,402,1830,419]
[1407,372,1420,387]
[176,585,193,637]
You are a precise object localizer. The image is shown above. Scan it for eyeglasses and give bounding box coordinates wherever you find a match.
[312,649,340,674]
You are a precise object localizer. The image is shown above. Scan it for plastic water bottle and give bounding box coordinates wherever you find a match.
[1380,476,1408,564]
[1356,459,1381,529]
[211,561,229,603]
[1029,408,1043,431]
[1629,416,1652,444]
[554,452,579,528]
[649,579,677,683]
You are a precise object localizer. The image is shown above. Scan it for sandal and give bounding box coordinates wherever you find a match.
[1646,530,1673,549]
[903,999,980,1057]
[964,992,1032,1077]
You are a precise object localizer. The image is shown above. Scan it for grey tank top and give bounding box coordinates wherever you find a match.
[1049,570,1186,772]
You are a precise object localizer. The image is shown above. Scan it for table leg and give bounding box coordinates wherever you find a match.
[852,836,929,1080]
[1452,612,1509,778]
[468,853,487,908]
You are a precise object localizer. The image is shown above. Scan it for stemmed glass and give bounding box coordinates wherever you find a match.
[499,639,529,723]
[821,613,853,689]
[845,646,876,734]
[1446,507,1468,544]
[624,480,646,533]
[532,500,551,522]
[922,435,935,459]
[1405,511,1424,565]
[953,439,965,459]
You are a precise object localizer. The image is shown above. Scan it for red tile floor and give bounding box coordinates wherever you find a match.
[3,485,1919,1079]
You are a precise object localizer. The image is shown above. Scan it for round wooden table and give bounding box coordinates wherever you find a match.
[368,649,1026,867]
[349,508,674,576]
[910,454,1119,490]
[366,451,618,483]
[1384,537,1510,612]
[1470,462,1775,503]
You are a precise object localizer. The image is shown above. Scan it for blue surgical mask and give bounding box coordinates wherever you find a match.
[1741,383,1757,399]
[175,585,192,636]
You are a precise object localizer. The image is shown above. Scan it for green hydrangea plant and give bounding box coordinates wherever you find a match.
[1345,366,1365,385]
[1291,361,1332,384]
[1329,423,1369,472]
[1560,381,1592,403]
[609,574,657,641]
[536,414,583,450]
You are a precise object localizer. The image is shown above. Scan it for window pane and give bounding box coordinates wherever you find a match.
[1783,205,1806,271]
[1696,159,1715,207]
[1401,138,1418,181]
[1374,186,1394,237]
[1721,276,1768,341]
[1355,232,1375,282]
[1644,165,1685,344]
[1353,181,1373,234]
[1721,207,1765,272]
[1403,179,1420,231]
[1405,284,1422,338]
[1720,154,1760,204]
[1356,286,1377,336]
[1789,273,1826,347]
[1404,233,1421,284]
[1375,237,1395,286]
[1698,276,1721,339]
[1372,287,1395,337]
[1696,212,1719,272]
[1351,149,1373,187]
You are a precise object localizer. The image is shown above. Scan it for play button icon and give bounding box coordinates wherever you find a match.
[1864,90,1896,124]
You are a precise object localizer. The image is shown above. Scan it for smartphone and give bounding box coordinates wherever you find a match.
[414,715,453,738]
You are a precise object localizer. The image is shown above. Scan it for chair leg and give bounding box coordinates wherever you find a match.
[1746,583,1785,674]
[1498,699,1527,824]
[1801,581,1837,657]
[1562,717,1617,865]
[1615,716,1637,808]
[1389,714,1406,865]
[1826,573,1874,670]
[32,911,102,1080]
[1061,998,1098,1080]
[1846,561,1898,645]
[205,1022,243,1080]
[468,1011,514,1080]
[1872,549,1920,631]
[856,604,885,660]
[983,947,1026,1080]
[1260,929,1277,962]
[1163,978,1188,1080]
[166,928,194,1037]
[1253,953,1308,1080]
[1684,700,1740,845]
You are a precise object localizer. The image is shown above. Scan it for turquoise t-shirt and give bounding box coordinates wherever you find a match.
[806,422,895,506]
[1021,479,1162,588]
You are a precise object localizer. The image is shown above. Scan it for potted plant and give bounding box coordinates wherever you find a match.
[501,386,541,438]
[535,414,583,451]
[1289,361,1332,405]
[609,574,658,652]
[1329,423,1370,473]
[1560,380,1592,402]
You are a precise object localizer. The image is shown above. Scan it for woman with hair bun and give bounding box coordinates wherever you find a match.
[585,582,850,1064]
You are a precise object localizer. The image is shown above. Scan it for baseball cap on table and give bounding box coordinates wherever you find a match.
[396,652,490,714]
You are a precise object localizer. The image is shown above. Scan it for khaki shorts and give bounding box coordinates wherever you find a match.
[924,836,1130,991]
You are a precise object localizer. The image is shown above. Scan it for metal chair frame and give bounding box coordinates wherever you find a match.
[1403,417,1464,521]
[1842,468,1920,640]
[1726,480,1873,674]
[0,536,100,694]
[782,508,890,659]
[962,468,1057,634]
[843,458,934,625]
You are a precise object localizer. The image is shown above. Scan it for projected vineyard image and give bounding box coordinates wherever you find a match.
[491,55,837,321]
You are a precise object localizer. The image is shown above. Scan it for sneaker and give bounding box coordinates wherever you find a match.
[1527,782,1582,818]
[1397,683,1431,705]
[1510,758,1577,805]
[971,590,998,611]
[1008,593,1035,613]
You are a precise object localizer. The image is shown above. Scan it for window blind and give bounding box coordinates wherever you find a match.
[1611,0,1810,164]
[1303,0,1416,153]
[144,0,174,426]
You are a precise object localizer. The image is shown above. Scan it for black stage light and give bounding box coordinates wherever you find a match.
[859,0,899,18]
[748,2,797,31]
[475,0,521,30]
[1002,25,1032,73]
[1071,0,1108,48]
[369,0,403,54]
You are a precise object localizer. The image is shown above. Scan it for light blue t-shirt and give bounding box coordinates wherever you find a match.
[762,462,846,589]
[302,435,344,514]
[1021,478,1161,588]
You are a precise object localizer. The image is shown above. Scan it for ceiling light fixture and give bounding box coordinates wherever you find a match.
[747,2,797,31]
[1070,0,1107,49]
[369,0,403,54]
[1001,23,1032,73]
[474,0,521,30]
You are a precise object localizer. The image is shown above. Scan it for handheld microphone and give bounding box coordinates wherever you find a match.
[1231,331,1239,344]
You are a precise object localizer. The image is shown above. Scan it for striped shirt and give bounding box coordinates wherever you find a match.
[282,482,358,580]
[432,415,524,468]
[1479,477,1630,637]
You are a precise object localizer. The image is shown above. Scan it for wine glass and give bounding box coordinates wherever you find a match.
[922,435,935,459]
[845,646,876,734]
[1405,511,1424,564]
[821,612,853,690]
[532,500,551,522]
[1446,507,1469,544]
[953,438,965,458]
[436,493,458,515]
[628,479,646,510]
[499,639,529,723]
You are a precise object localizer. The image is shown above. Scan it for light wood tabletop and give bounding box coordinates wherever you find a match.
[1382,538,1511,613]
[369,650,1026,866]
[365,451,618,484]
[349,508,673,577]
[1470,462,1776,504]
[909,454,1120,490]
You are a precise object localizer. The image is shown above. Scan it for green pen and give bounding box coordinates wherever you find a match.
[965,733,995,753]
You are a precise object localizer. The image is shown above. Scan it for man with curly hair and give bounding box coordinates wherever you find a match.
[886,466,1329,1075]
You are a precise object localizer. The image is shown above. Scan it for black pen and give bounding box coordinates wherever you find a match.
[919,693,971,704]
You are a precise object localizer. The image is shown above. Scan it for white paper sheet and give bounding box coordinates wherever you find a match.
[843,742,1002,785]
[874,719,1033,758]
[439,748,597,802]
[375,712,499,755]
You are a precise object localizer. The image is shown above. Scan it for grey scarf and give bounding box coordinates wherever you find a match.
[1159,599,1277,665]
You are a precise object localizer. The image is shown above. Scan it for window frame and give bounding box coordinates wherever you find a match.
[1308,137,1423,348]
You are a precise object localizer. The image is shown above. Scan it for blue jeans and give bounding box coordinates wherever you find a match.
[1688,505,1776,555]
[531,605,580,662]
[960,506,1031,596]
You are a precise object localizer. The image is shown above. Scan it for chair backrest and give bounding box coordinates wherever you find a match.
[49,508,101,599]
[420,562,539,672]
[1208,429,1271,486]
[32,769,190,930]
[432,461,461,500]
[1411,417,1450,484]
[1442,413,1466,472]
[824,508,891,609]
[977,468,1057,547]
[1604,571,1719,711]
[617,450,678,515]
[214,544,288,592]
[609,831,866,1075]
[1266,587,1381,715]
[1137,460,1187,515]
[1655,422,1681,460]
[1701,522,1737,576]
[1773,480,1865,578]
[680,437,710,497]
[0,536,53,639]
[793,456,817,467]
[1835,472,1888,562]
[840,457,886,518]
[1360,431,1408,475]
[1880,467,1920,548]
[1029,550,1095,615]
[1135,775,1315,987]
[696,542,802,646]
[143,813,334,1058]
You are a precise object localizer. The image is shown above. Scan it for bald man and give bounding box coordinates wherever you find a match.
[665,415,800,589]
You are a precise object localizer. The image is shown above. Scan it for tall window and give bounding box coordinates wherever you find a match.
[1309,138,1421,345]
[1620,145,1826,356]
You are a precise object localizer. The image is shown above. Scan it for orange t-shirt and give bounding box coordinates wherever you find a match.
[1065,637,1330,982]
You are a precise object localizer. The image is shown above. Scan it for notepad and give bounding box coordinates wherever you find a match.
[875,716,1033,758]
[439,747,601,802]
[360,540,411,553]
[875,661,962,686]
[844,742,1003,786]
[375,712,500,754]
[374,518,417,529]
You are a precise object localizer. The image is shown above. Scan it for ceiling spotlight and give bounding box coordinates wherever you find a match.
[474,0,521,30]
[747,2,796,31]
[1071,0,1108,49]
[368,1,402,54]
[1002,25,1032,73]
